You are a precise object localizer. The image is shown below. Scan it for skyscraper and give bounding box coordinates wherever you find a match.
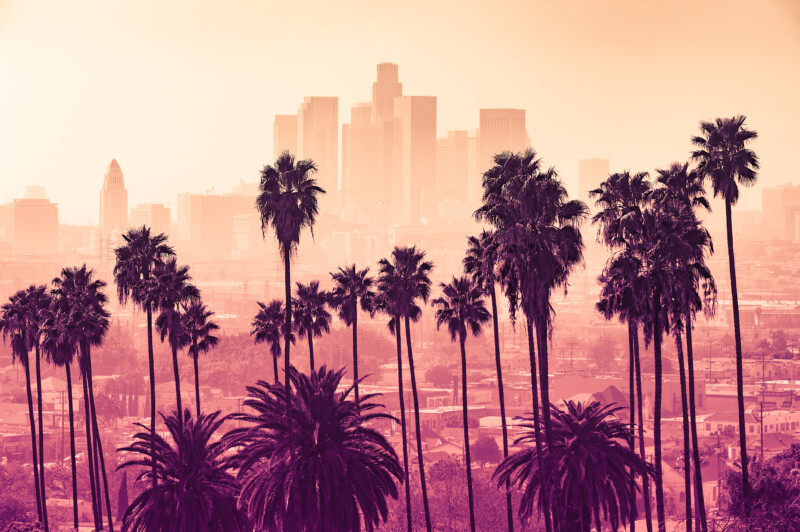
[478,109,529,170]
[393,95,437,225]
[762,184,800,240]
[577,158,610,203]
[4,186,59,255]
[341,103,379,222]
[273,114,298,159]
[371,63,403,125]
[99,158,128,235]
[130,203,171,236]
[298,96,339,208]
[436,130,469,204]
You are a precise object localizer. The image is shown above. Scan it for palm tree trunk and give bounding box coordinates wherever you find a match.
[404,315,432,532]
[489,285,513,531]
[535,315,558,532]
[194,351,201,418]
[24,359,43,523]
[352,300,359,402]
[652,288,667,532]
[283,252,292,396]
[675,330,693,532]
[634,323,654,532]
[459,334,476,532]
[725,199,749,500]
[81,368,101,531]
[65,363,79,530]
[307,331,315,373]
[525,317,552,532]
[395,319,412,532]
[628,321,637,532]
[146,305,158,494]
[91,412,103,529]
[86,350,113,531]
[171,344,183,428]
[272,350,279,385]
[34,344,49,532]
[685,318,708,532]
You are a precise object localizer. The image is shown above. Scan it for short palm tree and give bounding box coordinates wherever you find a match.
[152,258,199,430]
[463,230,514,531]
[378,245,434,532]
[117,410,249,532]
[255,151,324,403]
[495,401,653,532]
[691,115,759,499]
[182,301,219,417]
[329,264,375,402]
[0,290,45,525]
[227,366,403,531]
[433,276,491,532]
[292,280,331,372]
[114,226,176,493]
[52,265,114,531]
[251,300,293,384]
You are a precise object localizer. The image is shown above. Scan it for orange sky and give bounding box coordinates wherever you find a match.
[1,0,798,225]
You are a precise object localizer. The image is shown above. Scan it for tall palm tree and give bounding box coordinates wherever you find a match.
[495,401,654,532]
[152,258,199,430]
[329,264,375,402]
[182,301,219,417]
[255,151,324,406]
[114,226,175,494]
[292,280,331,372]
[691,115,759,499]
[52,265,114,531]
[117,410,249,532]
[463,230,514,531]
[374,274,413,532]
[0,290,44,525]
[591,170,654,532]
[433,276,491,532]
[378,245,434,532]
[227,366,403,531]
[251,300,292,384]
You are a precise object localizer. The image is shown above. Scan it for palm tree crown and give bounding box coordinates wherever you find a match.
[183,301,219,362]
[227,366,403,532]
[114,226,175,308]
[377,246,433,320]
[329,265,375,326]
[292,280,331,342]
[433,276,491,342]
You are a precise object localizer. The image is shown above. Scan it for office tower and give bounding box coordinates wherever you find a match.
[177,190,254,259]
[478,109,529,170]
[4,187,58,255]
[372,63,403,125]
[436,130,469,204]
[273,114,298,159]
[762,184,800,240]
[467,130,481,204]
[298,96,339,208]
[99,158,129,235]
[577,158,610,204]
[130,203,171,236]
[393,95,437,225]
[341,103,379,222]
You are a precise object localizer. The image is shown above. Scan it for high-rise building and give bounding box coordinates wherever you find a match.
[298,96,339,208]
[393,95,437,225]
[478,109,529,170]
[341,103,379,222]
[99,159,128,235]
[273,114,298,159]
[436,130,469,204]
[177,190,253,259]
[3,186,58,255]
[372,63,403,125]
[130,203,171,236]
[762,184,800,240]
[577,158,610,204]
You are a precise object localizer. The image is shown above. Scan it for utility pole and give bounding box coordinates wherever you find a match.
[761,350,766,461]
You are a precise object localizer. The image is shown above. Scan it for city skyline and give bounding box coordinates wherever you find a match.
[2,1,799,224]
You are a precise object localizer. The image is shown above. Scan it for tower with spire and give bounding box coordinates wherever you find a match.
[99,158,128,235]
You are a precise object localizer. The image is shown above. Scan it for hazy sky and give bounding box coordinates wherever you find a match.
[2,0,798,225]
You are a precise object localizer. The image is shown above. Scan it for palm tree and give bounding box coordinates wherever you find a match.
[495,401,653,532]
[227,366,403,531]
[329,265,375,402]
[432,276,491,532]
[152,258,199,431]
[251,300,292,384]
[114,226,175,493]
[691,115,759,499]
[378,245,434,532]
[53,265,114,531]
[255,151,324,405]
[0,290,45,525]
[463,230,514,531]
[292,280,331,372]
[117,410,249,532]
[182,301,219,417]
